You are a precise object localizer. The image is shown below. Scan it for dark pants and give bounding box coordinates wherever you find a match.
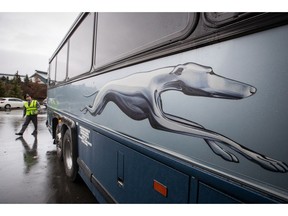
[19,115,38,133]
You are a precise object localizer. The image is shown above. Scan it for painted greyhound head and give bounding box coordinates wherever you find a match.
[170,63,257,99]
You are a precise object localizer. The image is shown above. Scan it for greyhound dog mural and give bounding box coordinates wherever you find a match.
[81,62,288,173]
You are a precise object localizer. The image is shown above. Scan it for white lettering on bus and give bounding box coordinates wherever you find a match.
[78,126,92,147]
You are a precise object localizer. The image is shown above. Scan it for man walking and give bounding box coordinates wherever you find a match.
[15,94,40,136]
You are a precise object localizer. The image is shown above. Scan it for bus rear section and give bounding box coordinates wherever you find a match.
[47,12,288,203]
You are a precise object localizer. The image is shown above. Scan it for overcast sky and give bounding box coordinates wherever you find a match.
[0,12,79,76]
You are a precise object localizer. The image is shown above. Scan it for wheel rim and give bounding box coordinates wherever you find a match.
[65,136,73,170]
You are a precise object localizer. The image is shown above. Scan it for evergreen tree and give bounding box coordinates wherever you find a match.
[14,71,22,84]
[24,74,30,85]
[10,72,23,98]
[0,72,46,100]
[1,76,7,82]
[0,80,6,97]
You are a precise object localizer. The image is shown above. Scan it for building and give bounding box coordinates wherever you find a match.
[29,70,48,84]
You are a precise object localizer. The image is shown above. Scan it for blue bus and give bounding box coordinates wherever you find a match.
[47,12,288,203]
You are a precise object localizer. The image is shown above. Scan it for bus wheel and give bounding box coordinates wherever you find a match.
[63,128,78,182]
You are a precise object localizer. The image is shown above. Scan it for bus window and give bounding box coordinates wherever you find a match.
[55,43,68,82]
[49,57,56,85]
[68,13,94,79]
[95,12,191,68]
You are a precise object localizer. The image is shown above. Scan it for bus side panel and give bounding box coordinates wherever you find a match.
[78,126,190,203]
[197,182,240,203]
[77,123,107,203]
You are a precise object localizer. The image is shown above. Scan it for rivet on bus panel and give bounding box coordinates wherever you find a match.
[153,180,168,197]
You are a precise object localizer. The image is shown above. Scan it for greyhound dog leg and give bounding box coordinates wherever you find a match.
[164,113,239,162]
[80,88,115,116]
[150,109,288,172]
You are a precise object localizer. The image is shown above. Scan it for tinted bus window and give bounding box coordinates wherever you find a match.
[68,13,94,79]
[56,43,68,82]
[95,12,190,67]
[49,57,56,84]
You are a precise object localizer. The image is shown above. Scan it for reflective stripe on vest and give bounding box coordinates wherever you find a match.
[24,100,38,116]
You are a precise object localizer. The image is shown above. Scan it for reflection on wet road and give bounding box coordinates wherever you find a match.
[0,109,97,203]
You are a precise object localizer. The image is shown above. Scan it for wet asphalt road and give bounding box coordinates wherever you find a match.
[0,109,98,204]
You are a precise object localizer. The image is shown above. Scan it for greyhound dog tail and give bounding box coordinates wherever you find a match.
[83,90,99,98]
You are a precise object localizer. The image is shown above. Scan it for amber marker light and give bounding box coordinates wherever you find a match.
[153,180,168,197]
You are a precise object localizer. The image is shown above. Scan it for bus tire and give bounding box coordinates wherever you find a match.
[63,128,78,182]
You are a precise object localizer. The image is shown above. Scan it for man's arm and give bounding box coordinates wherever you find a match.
[36,101,41,113]
[23,106,26,118]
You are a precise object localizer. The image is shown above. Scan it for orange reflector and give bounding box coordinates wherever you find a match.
[153,180,168,197]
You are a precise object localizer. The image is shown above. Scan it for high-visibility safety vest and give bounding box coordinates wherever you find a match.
[24,100,38,116]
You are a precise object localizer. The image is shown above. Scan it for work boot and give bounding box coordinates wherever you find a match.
[15,132,23,136]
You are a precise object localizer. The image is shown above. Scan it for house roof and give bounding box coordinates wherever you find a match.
[34,70,48,76]
[29,70,48,84]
